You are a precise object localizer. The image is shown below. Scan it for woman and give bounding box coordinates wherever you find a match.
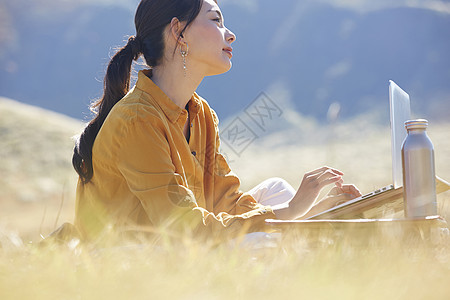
[72,0,361,241]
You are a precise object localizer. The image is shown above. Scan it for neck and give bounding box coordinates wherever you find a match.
[151,61,205,109]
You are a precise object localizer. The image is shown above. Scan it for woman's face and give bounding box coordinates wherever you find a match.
[183,0,236,76]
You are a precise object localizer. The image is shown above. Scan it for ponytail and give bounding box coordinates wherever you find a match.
[73,36,143,183]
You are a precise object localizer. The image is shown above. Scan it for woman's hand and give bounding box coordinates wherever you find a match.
[298,183,362,219]
[274,166,355,220]
[321,184,362,206]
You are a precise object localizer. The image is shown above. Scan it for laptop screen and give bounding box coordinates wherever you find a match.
[389,80,411,189]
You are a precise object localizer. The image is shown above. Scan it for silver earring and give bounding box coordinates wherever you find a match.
[180,43,189,77]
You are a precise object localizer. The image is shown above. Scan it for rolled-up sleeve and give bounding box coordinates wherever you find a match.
[209,110,276,230]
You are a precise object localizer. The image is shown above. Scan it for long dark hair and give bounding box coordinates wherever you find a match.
[73,0,204,183]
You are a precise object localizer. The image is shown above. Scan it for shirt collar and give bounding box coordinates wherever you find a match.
[135,69,202,123]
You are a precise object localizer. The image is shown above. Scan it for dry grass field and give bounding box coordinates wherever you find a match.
[1,97,450,299]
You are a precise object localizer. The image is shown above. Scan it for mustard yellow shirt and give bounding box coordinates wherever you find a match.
[75,70,275,240]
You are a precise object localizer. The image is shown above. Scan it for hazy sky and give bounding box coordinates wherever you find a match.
[2,0,449,121]
[222,0,450,14]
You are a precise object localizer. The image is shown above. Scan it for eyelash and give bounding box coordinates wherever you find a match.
[212,18,222,24]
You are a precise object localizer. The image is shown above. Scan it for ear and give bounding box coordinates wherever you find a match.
[169,17,186,45]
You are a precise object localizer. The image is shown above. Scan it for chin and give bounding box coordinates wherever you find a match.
[207,62,232,76]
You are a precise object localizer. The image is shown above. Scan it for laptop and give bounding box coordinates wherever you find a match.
[264,81,449,224]
[303,80,411,219]
[389,80,411,189]
[299,80,450,220]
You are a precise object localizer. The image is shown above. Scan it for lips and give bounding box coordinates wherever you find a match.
[223,47,233,58]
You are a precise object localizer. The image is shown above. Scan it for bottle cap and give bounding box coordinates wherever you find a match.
[405,119,428,130]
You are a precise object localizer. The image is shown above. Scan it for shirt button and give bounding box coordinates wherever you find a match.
[191,151,196,156]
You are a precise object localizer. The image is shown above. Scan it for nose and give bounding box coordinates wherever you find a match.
[225,27,236,44]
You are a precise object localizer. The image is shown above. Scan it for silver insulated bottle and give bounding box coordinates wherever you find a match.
[401,119,437,218]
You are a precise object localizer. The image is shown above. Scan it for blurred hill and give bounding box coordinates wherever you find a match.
[0,97,82,238]
[1,0,450,122]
